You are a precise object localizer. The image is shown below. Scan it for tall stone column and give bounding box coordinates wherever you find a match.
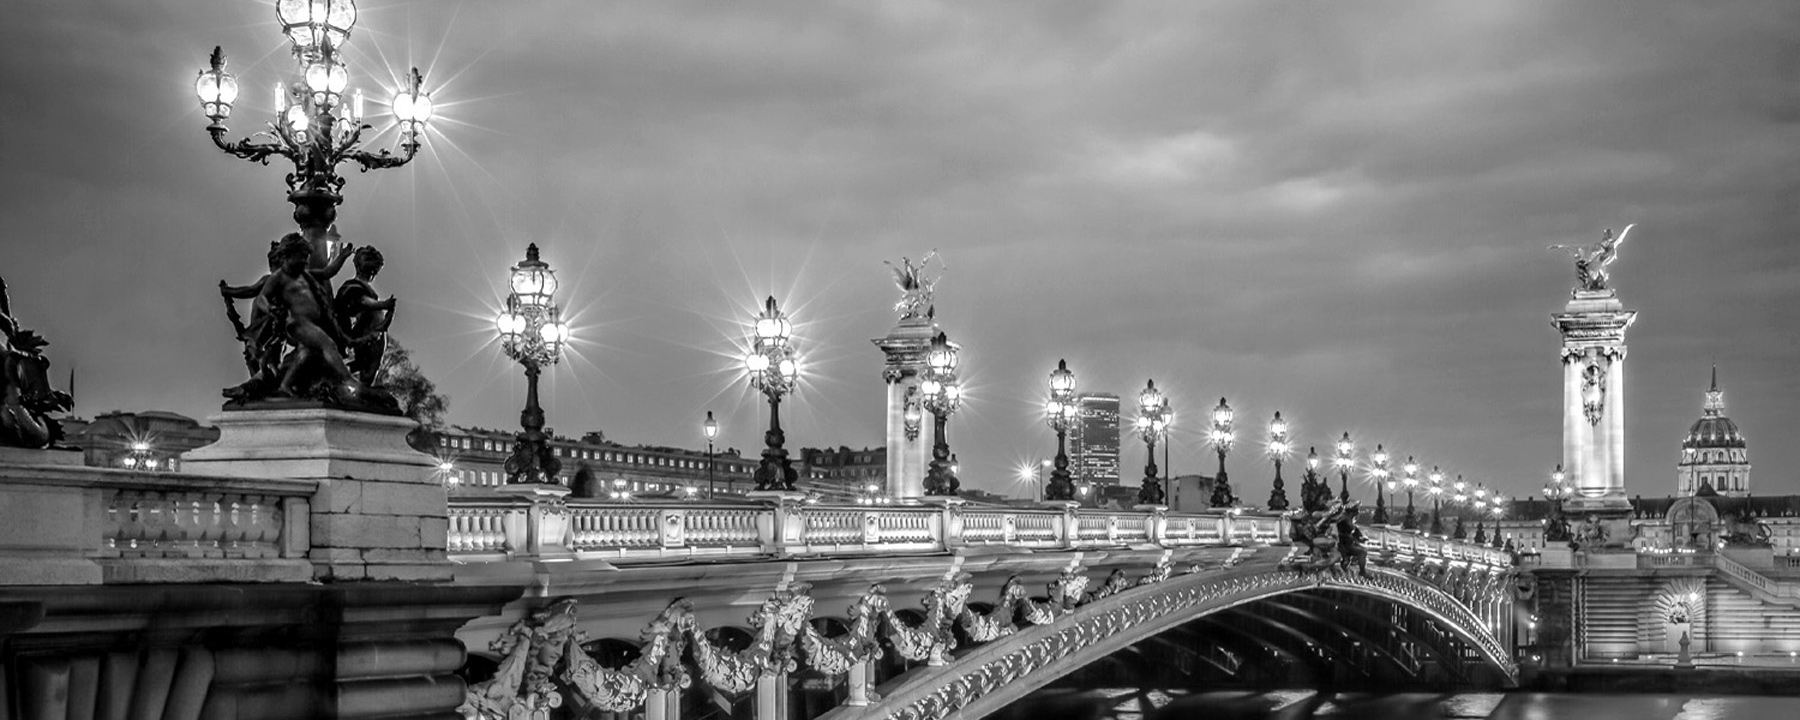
[873,316,937,501]
[1551,287,1636,544]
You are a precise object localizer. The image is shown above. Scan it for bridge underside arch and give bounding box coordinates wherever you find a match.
[840,565,1516,720]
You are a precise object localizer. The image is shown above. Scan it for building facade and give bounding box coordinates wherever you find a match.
[61,411,221,473]
[437,426,758,498]
[1071,393,1120,488]
[799,445,886,494]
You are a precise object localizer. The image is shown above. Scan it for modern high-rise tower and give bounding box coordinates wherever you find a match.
[1071,393,1120,488]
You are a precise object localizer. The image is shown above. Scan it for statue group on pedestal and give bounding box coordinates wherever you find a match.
[1287,500,1370,577]
[1551,224,1634,293]
[0,277,74,448]
[884,250,941,321]
[218,227,398,411]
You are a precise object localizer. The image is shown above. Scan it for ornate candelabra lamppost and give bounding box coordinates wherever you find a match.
[920,332,963,497]
[1544,464,1572,542]
[1301,448,1323,512]
[496,245,570,485]
[1490,501,1507,549]
[1450,476,1470,539]
[1265,412,1291,511]
[1471,484,1491,543]
[703,411,719,498]
[1208,397,1237,508]
[1427,467,1446,536]
[1371,447,1392,524]
[121,441,160,472]
[195,0,432,266]
[1043,360,1079,503]
[1134,380,1170,506]
[1334,432,1355,503]
[1401,454,1420,530]
[744,297,800,493]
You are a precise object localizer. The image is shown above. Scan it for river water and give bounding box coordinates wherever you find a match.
[994,689,1800,720]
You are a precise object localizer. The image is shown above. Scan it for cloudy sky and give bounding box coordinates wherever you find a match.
[3,1,1798,502]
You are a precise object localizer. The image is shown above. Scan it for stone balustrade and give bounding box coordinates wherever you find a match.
[0,459,315,585]
[446,496,1509,570]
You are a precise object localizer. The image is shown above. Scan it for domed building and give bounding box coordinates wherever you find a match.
[1676,366,1749,497]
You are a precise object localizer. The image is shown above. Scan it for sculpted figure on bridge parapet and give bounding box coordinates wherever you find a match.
[0,275,74,448]
[332,244,397,387]
[1287,501,1370,577]
[218,231,400,413]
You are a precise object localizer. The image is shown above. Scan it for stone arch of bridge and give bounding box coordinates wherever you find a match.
[827,564,1516,720]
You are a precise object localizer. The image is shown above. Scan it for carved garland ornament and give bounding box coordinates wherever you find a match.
[876,565,1517,720]
[461,542,1512,719]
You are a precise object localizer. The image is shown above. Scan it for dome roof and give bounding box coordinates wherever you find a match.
[1685,415,1744,449]
[1682,366,1745,451]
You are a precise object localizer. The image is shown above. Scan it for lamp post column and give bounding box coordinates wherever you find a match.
[1266,412,1290,511]
[1135,380,1167,507]
[1208,397,1236,508]
[744,296,799,494]
[1044,360,1077,504]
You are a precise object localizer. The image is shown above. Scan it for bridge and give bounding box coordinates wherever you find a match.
[0,457,1516,720]
[446,494,1518,720]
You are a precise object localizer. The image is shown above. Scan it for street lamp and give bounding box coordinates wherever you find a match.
[609,477,631,501]
[1302,447,1322,512]
[196,0,431,267]
[703,410,719,498]
[1401,454,1420,530]
[1490,501,1507,549]
[1133,380,1169,506]
[1266,412,1290,511]
[1043,360,1078,502]
[921,332,963,497]
[1334,432,1355,503]
[1371,446,1392,524]
[122,440,160,472]
[1208,397,1237,508]
[1427,467,1446,536]
[496,244,569,485]
[744,296,800,492]
[1543,463,1572,542]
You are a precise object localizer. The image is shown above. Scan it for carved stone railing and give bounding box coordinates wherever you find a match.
[447,497,1504,569]
[0,462,316,585]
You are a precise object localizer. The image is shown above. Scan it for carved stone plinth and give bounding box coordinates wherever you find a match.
[493,483,573,559]
[1563,496,1635,551]
[182,408,449,581]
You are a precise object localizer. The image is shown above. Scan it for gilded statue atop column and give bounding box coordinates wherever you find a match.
[1551,224,1634,293]
[884,250,941,320]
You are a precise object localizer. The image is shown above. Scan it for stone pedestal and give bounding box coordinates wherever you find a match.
[1553,288,1637,503]
[493,483,573,559]
[1564,495,1635,551]
[750,490,811,555]
[182,408,450,582]
[873,316,940,501]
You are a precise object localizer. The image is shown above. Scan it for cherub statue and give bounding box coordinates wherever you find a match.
[221,234,371,406]
[332,245,397,386]
[1550,224,1635,292]
[883,250,941,320]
